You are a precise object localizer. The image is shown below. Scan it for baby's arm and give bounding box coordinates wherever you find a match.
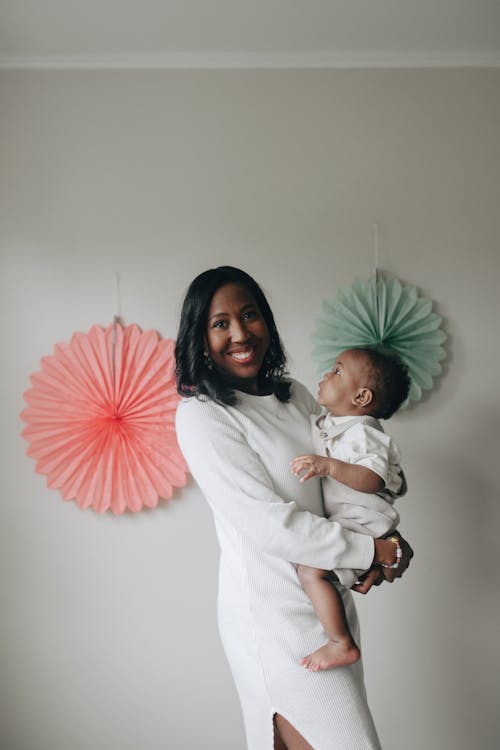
[291,454,384,494]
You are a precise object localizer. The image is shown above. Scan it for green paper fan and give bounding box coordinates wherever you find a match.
[311,275,447,404]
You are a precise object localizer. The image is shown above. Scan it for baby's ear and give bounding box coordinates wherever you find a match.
[353,388,373,407]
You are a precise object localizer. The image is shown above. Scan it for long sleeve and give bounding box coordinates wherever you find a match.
[176,395,374,572]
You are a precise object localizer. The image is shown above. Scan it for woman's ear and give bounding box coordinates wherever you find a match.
[353,388,373,407]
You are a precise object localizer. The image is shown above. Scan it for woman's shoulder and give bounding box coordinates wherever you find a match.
[176,393,247,435]
[176,394,223,422]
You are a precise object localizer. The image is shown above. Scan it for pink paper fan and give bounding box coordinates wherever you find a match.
[21,322,189,514]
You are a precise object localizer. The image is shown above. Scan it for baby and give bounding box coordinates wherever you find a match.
[291,347,410,672]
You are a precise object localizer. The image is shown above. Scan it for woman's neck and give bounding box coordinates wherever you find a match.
[224,375,272,396]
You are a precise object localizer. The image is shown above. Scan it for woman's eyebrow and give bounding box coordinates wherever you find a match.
[208,304,256,321]
[208,311,229,321]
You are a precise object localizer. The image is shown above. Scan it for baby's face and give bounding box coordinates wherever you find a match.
[317,349,371,416]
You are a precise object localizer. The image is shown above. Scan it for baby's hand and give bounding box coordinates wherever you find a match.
[291,455,332,482]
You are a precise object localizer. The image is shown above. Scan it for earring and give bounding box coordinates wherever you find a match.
[203,350,213,370]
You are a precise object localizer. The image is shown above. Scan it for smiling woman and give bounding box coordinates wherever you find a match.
[175,266,290,406]
[174,266,412,750]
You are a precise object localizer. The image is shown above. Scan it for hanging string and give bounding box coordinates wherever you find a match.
[115,271,122,324]
[112,272,122,405]
[372,223,380,280]
[372,223,381,340]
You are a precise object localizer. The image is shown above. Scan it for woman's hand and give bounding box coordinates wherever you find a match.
[351,567,384,594]
[352,531,414,594]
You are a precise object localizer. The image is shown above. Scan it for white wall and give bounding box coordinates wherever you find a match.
[1,68,499,750]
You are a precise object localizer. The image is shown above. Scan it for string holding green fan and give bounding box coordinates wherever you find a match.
[311,275,447,404]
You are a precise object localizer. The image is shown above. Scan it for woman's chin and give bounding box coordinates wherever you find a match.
[221,357,266,384]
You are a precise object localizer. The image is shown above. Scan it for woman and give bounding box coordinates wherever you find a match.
[175,266,413,750]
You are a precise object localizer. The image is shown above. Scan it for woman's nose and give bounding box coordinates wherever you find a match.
[230,319,250,341]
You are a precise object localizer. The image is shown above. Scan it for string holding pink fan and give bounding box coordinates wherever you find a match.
[21,321,189,514]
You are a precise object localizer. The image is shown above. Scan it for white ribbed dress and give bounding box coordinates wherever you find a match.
[176,380,382,750]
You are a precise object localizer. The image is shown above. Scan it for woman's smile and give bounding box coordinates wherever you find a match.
[227,346,257,362]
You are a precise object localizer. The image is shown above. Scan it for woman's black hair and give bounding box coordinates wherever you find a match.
[175,266,291,405]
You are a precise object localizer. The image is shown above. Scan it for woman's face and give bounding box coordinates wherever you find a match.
[206,282,270,392]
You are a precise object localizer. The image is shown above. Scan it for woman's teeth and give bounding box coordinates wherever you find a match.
[230,348,254,362]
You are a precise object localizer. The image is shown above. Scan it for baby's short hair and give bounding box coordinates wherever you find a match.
[353,348,410,419]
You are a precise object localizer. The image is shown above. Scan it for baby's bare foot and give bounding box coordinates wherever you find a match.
[300,639,360,672]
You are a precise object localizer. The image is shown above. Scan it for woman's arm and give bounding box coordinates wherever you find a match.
[176,398,375,572]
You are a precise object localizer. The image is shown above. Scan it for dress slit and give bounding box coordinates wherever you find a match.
[273,709,317,750]
[272,713,288,750]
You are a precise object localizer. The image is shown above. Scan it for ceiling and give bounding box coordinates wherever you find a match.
[1,0,499,69]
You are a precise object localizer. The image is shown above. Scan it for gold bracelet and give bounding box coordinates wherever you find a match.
[380,536,403,569]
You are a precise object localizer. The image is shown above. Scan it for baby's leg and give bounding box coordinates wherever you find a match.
[297,564,360,671]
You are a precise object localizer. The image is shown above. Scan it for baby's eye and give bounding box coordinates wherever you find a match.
[334,368,341,375]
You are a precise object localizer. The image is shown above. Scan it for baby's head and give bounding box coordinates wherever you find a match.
[318,348,410,420]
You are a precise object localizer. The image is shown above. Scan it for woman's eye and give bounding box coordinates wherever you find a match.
[242,310,257,320]
[212,320,227,329]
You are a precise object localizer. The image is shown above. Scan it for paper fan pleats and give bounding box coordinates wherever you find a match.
[21,322,189,514]
[311,276,447,404]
